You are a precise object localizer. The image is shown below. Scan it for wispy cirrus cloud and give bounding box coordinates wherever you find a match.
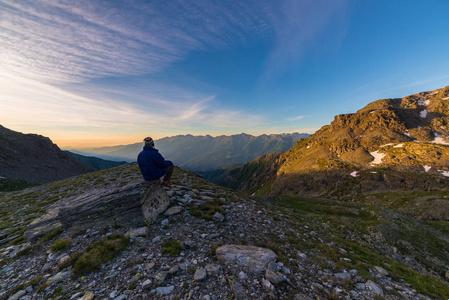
[0,0,348,146]
[0,0,271,83]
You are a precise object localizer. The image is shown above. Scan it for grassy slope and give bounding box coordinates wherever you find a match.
[262,193,449,299]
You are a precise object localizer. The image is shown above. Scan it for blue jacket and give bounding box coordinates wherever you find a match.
[137,146,173,181]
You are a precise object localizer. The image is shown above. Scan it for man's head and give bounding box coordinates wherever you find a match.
[143,136,154,148]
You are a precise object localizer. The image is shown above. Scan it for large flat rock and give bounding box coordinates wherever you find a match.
[25,180,168,241]
[216,244,277,274]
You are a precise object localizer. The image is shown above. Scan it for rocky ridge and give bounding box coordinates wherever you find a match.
[212,85,449,197]
[1,164,448,299]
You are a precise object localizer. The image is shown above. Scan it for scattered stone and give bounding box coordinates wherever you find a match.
[164,206,183,216]
[152,285,174,296]
[154,271,168,285]
[215,244,277,274]
[70,292,83,299]
[366,280,384,296]
[355,283,365,290]
[57,254,71,268]
[8,289,26,300]
[161,219,169,226]
[373,266,388,276]
[262,278,274,291]
[265,268,286,285]
[109,291,117,299]
[205,264,220,275]
[145,262,155,271]
[168,264,179,274]
[46,270,69,285]
[212,212,225,222]
[194,267,207,281]
[25,286,33,293]
[142,279,152,290]
[126,227,148,238]
[238,271,248,281]
[80,291,95,300]
[151,236,161,243]
[334,272,351,281]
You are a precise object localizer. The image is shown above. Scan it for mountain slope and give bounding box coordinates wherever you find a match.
[64,151,127,171]
[0,125,91,184]
[80,133,308,171]
[217,85,449,196]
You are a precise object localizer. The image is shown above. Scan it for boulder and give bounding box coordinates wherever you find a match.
[152,286,174,296]
[164,206,183,216]
[193,267,207,281]
[215,244,277,274]
[365,280,383,296]
[141,181,170,225]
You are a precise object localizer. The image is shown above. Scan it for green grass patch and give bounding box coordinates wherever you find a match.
[189,199,223,220]
[0,179,33,192]
[38,226,63,242]
[161,239,182,256]
[342,240,449,299]
[50,239,71,252]
[72,234,128,276]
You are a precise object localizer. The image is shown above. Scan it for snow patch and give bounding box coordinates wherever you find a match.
[380,143,394,148]
[370,151,385,166]
[404,132,411,137]
[306,145,311,149]
[350,171,359,177]
[442,97,449,100]
[370,171,378,174]
[419,110,427,118]
[424,99,430,106]
[393,143,404,148]
[431,133,449,145]
[438,170,449,177]
[423,165,431,172]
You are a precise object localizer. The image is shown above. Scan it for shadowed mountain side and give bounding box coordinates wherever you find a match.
[64,151,127,171]
[0,125,90,184]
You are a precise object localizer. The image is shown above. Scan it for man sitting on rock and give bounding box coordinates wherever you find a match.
[137,137,173,186]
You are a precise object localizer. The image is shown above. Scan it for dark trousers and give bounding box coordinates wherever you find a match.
[163,165,174,183]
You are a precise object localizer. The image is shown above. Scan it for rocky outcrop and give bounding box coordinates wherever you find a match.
[215,85,449,196]
[24,181,172,241]
[141,181,170,225]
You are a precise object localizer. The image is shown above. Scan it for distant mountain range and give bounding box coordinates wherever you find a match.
[75,133,309,171]
[210,85,449,196]
[0,125,125,185]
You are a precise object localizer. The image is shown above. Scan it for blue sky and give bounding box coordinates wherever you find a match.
[1,0,449,147]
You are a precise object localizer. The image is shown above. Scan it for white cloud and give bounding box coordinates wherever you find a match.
[287,115,305,121]
[0,72,263,144]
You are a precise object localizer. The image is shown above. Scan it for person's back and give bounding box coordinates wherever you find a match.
[137,137,173,185]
